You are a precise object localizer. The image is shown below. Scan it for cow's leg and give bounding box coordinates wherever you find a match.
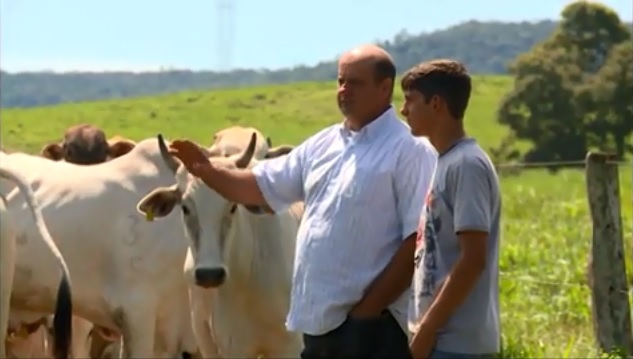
[108,340,123,358]
[189,288,221,358]
[98,339,122,359]
[115,296,156,358]
[70,317,93,358]
[0,209,16,358]
[89,329,117,359]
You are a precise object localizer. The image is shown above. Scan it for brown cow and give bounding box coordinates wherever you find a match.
[40,124,135,164]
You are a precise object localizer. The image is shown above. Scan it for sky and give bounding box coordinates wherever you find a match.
[1,0,631,73]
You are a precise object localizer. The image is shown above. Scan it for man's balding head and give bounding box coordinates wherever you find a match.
[340,44,396,89]
[337,45,396,127]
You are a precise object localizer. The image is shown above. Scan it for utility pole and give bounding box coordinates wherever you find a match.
[215,0,235,71]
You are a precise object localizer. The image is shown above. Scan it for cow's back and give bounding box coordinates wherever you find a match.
[4,144,192,329]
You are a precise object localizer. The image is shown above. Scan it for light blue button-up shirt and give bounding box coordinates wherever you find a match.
[252,107,438,335]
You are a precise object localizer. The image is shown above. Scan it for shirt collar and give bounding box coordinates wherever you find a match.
[339,106,396,141]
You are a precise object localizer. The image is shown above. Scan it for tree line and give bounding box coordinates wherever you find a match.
[1,20,561,108]
[494,1,632,167]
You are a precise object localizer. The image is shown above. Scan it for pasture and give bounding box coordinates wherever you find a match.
[2,75,632,358]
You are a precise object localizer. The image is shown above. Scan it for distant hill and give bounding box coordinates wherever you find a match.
[1,20,560,108]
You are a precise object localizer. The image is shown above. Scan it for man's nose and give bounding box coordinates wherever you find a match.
[194,267,227,288]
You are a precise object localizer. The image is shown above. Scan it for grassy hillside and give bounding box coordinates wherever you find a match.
[2,75,632,358]
[1,75,512,153]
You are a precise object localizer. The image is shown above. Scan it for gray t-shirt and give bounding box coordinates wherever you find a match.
[408,137,501,354]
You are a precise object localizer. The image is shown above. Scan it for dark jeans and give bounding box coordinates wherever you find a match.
[301,310,412,359]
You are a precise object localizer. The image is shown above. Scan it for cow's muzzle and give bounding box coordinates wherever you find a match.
[194,267,226,288]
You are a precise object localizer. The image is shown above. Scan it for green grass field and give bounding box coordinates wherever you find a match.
[2,75,632,358]
[1,75,514,153]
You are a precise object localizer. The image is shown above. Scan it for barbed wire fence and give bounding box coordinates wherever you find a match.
[491,152,633,356]
[495,159,631,169]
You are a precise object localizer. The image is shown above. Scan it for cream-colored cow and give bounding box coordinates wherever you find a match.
[5,134,136,359]
[209,126,294,160]
[0,165,73,359]
[137,134,302,358]
[0,140,198,358]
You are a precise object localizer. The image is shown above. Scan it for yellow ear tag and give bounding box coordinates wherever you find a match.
[145,210,155,222]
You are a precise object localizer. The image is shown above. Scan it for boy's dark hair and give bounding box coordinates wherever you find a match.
[400,59,472,120]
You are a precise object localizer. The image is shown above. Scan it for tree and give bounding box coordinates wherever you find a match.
[498,47,587,165]
[555,1,631,74]
[587,41,633,157]
[497,0,632,163]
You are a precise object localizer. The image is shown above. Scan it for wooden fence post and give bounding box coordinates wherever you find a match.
[586,151,633,356]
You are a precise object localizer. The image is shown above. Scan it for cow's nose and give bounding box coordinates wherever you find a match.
[194,267,226,288]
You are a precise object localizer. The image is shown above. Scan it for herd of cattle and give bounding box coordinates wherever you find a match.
[0,123,304,358]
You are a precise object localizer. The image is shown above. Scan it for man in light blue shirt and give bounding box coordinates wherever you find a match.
[168,44,437,358]
[401,59,501,359]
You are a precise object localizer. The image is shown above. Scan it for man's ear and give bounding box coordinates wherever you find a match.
[137,185,182,220]
[41,143,64,160]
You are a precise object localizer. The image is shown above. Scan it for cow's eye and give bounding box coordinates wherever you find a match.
[181,205,190,216]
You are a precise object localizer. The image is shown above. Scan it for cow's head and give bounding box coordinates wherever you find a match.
[208,126,295,159]
[40,125,136,164]
[137,132,283,289]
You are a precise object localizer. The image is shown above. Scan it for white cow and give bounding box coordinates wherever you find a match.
[137,133,302,358]
[2,143,125,359]
[0,166,73,359]
[208,126,270,159]
[208,126,294,160]
[0,139,198,358]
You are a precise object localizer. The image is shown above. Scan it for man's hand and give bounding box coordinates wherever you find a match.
[409,321,437,359]
[169,139,212,177]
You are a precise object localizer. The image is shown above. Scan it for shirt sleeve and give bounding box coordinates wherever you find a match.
[450,158,494,234]
[394,137,438,240]
[251,141,307,213]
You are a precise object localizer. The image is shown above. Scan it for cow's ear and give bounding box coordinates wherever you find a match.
[137,185,182,220]
[108,140,135,158]
[41,143,64,160]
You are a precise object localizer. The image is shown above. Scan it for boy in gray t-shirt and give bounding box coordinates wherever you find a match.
[400,60,501,358]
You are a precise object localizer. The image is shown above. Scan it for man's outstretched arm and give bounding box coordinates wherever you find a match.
[197,165,267,206]
[196,144,306,212]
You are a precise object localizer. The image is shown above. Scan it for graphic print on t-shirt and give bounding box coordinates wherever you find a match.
[416,189,441,298]
[413,191,431,268]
